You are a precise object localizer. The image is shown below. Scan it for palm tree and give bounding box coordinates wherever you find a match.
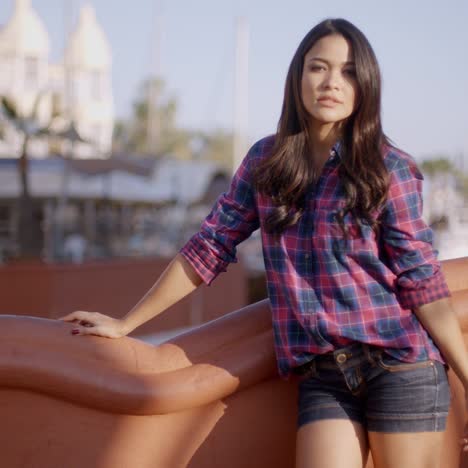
[52,121,88,258]
[0,93,60,258]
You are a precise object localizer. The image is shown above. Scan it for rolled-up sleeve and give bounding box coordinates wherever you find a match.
[180,143,261,285]
[380,153,451,309]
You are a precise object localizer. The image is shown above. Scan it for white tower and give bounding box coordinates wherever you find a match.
[63,4,114,157]
[0,0,50,118]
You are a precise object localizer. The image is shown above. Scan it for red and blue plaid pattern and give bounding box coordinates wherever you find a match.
[180,135,451,377]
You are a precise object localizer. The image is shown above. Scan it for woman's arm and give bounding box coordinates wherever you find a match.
[61,137,268,337]
[60,254,203,337]
[378,152,451,309]
[414,298,468,452]
[121,253,203,334]
[413,298,468,386]
[378,151,467,378]
[378,150,468,450]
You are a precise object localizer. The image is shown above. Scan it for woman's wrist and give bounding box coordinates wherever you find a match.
[455,365,468,390]
[119,316,136,336]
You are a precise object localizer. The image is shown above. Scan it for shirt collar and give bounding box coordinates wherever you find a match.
[331,140,343,158]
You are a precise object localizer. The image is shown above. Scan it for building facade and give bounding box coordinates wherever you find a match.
[0,0,114,158]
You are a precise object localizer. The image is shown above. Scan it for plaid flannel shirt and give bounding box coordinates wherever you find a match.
[180,135,451,378]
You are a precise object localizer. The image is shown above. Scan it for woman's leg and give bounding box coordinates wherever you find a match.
[296,419,369,468]
[368,431,444,468]
[365,357,450,468]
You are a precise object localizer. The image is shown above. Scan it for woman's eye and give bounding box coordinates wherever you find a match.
[343,68,356,76]
[309,65,325,72]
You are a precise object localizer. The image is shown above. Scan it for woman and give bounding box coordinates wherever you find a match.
[61,18,468,468]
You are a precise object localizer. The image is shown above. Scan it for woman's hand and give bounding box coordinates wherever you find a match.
[461,393,468,452]
[59,311,130,339]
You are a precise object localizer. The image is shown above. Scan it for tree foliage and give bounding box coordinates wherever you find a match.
[420,157,454,178]
[0,94,62,257]
[113,77,189,157]
[113,77,234,168]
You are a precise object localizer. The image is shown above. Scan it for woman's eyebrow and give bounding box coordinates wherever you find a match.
[306,57,355,66]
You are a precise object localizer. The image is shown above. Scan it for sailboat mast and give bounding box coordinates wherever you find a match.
[233,16,249,174]
[147,3,163,155]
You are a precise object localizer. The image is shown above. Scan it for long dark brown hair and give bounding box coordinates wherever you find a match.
[254,18,391,236]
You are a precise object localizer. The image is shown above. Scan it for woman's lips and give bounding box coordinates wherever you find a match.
[317,98,340,107]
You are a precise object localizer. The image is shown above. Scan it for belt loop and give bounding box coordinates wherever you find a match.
[363,343,375,365]
[303,358,316,378]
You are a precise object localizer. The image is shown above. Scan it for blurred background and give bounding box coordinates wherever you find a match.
[0,0,466,340]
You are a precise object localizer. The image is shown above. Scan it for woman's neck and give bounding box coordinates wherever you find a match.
[309,122,342,168]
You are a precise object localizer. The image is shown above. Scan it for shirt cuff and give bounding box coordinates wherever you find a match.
[396,270,451,309]
[179,235,229,286]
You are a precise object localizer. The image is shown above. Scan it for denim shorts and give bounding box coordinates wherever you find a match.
[295,342,451,432]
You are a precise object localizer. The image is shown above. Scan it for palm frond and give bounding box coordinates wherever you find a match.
[35,126,54,137]
[31,92,45,121]
[50,93,63,120]
[20,118,40,137]
[1,96,19,121]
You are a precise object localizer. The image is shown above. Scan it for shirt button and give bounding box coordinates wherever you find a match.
[336,353,347,364]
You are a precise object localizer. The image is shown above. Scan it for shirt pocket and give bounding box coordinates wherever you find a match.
[312,208,376,255]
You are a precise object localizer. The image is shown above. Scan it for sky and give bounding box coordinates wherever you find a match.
[1,0,468,161]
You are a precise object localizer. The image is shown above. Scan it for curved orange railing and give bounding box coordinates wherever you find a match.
[0,300,276,415]
[0,259,467,468]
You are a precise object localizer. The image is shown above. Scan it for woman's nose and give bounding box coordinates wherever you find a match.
[323,71,341,89]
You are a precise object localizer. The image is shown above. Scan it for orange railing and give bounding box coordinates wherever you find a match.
[0,258,468,467]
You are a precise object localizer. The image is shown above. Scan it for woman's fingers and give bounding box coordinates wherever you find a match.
[71,325,120,339]
[71,325,100,336]
[59,311,124,339]
[58,311,100,335]
[58,311,95,322]
[59,312,105,329]
[69,318,92,326]
[461,419,468,451]
[460,437,468,451]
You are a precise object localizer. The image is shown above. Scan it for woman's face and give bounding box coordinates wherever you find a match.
[301,34,358,129]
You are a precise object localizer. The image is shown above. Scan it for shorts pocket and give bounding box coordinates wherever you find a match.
[376,354,434,372]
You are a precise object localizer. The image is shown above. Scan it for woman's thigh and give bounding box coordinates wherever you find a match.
[296,419,368,468]
[368,431,444,468]
[365,358,450,433]
[365,357,450,468]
